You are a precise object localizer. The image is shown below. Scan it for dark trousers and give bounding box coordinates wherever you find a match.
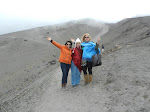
[60,63,71,84]
[83,61,92,75]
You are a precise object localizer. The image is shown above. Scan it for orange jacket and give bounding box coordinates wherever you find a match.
[51,40,72,64]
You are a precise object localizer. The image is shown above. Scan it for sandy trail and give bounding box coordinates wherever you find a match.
[1,42,150,112]
[32,31,111,112]
[1,17,150,112]
[32,66,109,112]
[32,42,150,112]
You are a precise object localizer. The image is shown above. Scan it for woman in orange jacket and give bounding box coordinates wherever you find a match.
[47,37,72,90]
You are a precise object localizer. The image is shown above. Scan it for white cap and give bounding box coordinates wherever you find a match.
[75,38,81,47]
[75,38,81,44]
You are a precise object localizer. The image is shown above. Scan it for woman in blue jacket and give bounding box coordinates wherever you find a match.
[81,33,101,85]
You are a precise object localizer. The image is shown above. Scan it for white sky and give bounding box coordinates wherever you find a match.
[0,0,150,23]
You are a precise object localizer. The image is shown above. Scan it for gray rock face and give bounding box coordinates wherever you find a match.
[0,17,150,112]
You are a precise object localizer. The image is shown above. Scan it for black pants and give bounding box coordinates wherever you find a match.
[83,61,92,75]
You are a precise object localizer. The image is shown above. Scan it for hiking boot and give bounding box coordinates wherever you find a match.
[89,75,93,86]
[64,83,68,90]
[84,75,88,84]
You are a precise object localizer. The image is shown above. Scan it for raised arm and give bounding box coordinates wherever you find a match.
[71,38,75,44]
[47,36,62,49]
[95,37,101,50]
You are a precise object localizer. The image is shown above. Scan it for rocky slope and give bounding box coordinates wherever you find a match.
[0,16,150,112]
[0,18,109,111]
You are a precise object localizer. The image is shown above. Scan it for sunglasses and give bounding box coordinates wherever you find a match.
[66,44,71,45]
[85,36,89,38]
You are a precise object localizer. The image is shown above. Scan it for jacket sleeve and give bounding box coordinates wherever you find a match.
[51,40,62,49]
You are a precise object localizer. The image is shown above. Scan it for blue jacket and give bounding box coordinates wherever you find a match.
[81,41,100,61]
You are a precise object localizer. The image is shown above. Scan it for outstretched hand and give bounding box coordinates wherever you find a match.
[47,36,52,41]
[97,37,101,44]
[71,38,75,43]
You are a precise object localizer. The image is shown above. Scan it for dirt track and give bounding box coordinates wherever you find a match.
[0,17,150,112]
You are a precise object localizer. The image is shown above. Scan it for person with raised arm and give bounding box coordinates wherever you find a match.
[81,33,101,85]
[47,37,72,90]
[71,38,82,87]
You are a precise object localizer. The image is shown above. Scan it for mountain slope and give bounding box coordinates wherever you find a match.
[0,18,109,108]
[0,16,150,112]
[101,16,150,51]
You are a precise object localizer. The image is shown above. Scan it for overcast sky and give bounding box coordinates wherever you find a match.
[0,0,150,34]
